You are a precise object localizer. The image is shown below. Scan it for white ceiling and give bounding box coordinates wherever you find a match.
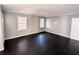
[2,4,79,17]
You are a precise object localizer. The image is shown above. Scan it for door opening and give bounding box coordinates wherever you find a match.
[70,18,79,41]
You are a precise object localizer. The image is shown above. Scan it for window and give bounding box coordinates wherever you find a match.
[40,18,45,28]
[17,16,27,31]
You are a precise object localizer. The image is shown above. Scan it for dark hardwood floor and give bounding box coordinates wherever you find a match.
[0,31,79,55]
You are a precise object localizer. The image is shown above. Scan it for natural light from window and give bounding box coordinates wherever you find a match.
[40,18,45,28]
[17,16,27,31]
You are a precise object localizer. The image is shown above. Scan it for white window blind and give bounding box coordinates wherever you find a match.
[17,16,27,31]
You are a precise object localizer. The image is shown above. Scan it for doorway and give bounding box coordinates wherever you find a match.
[70,18,79,41]
[0,10,4,51]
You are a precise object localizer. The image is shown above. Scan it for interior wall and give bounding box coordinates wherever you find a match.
[45,15,71,37]
[4,12,43,40]
[0,6,4,51]
[4,12,79,40]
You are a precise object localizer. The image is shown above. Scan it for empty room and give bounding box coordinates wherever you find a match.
[0,4,79,55]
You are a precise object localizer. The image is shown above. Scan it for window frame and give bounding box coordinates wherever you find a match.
[39,17,45,29]
[17,16,28,31]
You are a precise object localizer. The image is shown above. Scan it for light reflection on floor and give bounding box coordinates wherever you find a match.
[36,34,45,45]
[34,34,47,51]
[17,40,28,53]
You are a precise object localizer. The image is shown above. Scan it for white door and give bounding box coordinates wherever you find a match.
[70,18,79,41]
[0,10,4,51]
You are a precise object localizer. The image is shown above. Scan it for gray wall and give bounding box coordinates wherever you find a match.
[0,6,4,51]
[45,15,71,37]
[4,12,43,39]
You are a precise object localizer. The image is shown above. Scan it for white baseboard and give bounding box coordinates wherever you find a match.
[5,31,43,40]
[5,30,70,40]
[5,34,27,40]
[45,30,70,38]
